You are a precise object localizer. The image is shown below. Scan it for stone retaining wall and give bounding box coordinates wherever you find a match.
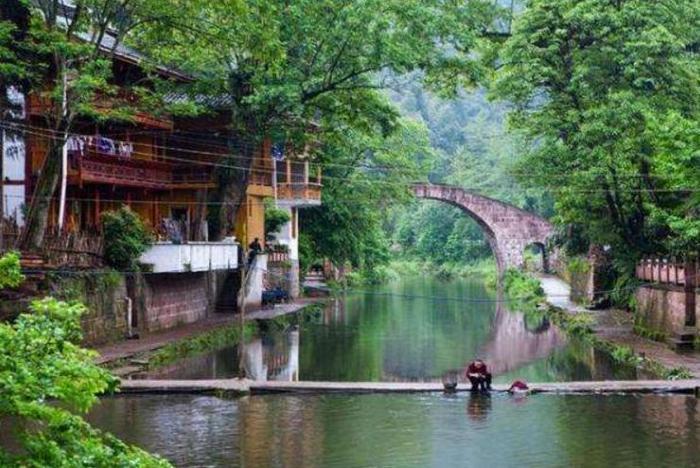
[634,284,700,336]
[132,271,231,333]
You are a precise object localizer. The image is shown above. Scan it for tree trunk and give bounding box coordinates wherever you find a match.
[19,139,63,250]
[214,146,254,241]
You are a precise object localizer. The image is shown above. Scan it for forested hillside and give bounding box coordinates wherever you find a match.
[385,80,553,268]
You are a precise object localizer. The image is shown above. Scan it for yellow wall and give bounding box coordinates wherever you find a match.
[235,193,266,249]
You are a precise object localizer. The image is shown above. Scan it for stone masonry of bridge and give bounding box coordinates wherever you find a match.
[413,184,556,275]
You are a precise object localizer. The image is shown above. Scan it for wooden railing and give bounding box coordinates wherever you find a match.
[275,160,322,203]
[249,169,273,187]
[71,151,214,190]
[1,224,105,269]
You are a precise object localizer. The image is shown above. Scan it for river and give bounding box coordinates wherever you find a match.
[87,276,696,467]
[131,276,635,383]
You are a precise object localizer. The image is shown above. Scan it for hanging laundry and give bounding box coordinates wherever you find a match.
[118,141,134,158]
[96,136,117,155]
[271,142,285,161]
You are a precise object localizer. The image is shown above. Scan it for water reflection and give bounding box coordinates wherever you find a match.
[242,326,299,381]
[466,393,492,423]
[87,393,700,467]
[136,277,635,382]
[480,303,566,375]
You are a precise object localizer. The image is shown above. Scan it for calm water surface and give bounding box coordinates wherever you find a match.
[88,393,700,467]
[136,276,635,382]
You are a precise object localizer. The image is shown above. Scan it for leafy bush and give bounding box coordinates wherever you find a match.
[101,206,153,270]
[0,251,24,288]
[567,257,590,274]
[0,295,169,466]
[502,268,545,302]
[264,198,291,238]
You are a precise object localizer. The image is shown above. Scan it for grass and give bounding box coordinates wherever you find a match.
[146,322,257,369]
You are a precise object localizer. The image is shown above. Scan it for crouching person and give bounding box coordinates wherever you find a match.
[466,359,492,392]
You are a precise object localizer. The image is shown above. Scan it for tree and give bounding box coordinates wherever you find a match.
[493,0,700,262]
[0,253,170,466]
[6,0,176,250]
[301,115,434,278]
[140,0,498,239]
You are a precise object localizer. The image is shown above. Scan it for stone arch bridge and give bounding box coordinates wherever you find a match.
[413,184,556,275]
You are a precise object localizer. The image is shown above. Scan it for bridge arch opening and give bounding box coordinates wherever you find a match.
[523,242,547,273]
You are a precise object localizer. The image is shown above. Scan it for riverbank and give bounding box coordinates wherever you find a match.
[96,298,324,371]
[538,275,700,379]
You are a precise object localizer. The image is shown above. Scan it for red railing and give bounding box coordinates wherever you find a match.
[71,151,214,190]
[635,257,698,286]
[268,250,290,264]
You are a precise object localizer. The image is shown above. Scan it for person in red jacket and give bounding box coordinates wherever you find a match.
[465,359,492,392]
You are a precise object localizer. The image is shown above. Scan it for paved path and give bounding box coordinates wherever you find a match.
[538,275,586,312]
[95,299,323,365]
[118,378,700,395]
[538,274,700,378]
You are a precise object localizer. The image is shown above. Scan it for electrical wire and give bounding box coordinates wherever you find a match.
[2,119,698,186]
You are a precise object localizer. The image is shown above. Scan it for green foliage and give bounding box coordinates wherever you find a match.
[264,199,291,238]
[608,272,641,310]
[502,268,545,302]
[567,257,590,275]
[494,0,700,260]
[0,251,24,289]
[301,116,434,278]
[0,297,169,466]
[101,206,153,271]
[137,0,499,237]
[148,323,256,369]
[386,84,553,267]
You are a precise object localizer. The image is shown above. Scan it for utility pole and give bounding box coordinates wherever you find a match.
[237,255,248,379]
[57,63,70,231]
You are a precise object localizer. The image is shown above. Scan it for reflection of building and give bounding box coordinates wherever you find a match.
[243,328,299,381]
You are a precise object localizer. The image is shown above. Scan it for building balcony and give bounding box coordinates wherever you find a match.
[139,241,239,273]
[68,151,215,190]
[27,91,173,130]
[276,160,322,207]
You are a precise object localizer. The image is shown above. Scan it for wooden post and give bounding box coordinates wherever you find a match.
[684,258,696,328]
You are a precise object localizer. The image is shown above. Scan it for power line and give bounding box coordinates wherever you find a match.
[3,119,697,184]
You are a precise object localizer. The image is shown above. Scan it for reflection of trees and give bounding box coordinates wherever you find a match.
[299,279,495,381]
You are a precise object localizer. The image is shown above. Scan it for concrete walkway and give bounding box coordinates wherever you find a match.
[538,275,586,312]
[538,274,700,378]
[118,378,700,395]
[95,298,323,365]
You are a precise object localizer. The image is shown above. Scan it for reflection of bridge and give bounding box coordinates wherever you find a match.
[413,184,555,275]
[479,302,567,375]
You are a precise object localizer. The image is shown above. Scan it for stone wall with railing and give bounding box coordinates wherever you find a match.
[634,256,698,348]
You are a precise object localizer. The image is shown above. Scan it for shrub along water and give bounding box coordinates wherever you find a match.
[0,253,169,466]
[101,206,153,271]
